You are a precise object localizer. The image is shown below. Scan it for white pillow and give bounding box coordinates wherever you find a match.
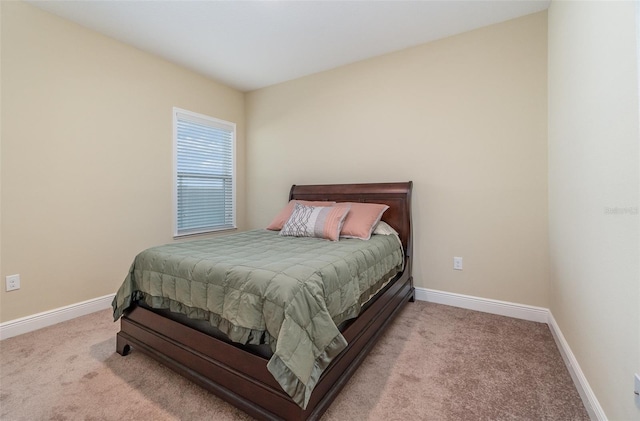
[373,221,398,236]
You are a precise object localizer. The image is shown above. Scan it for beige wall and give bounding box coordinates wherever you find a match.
[246,12,549,308]
[548,1,639,419]
[0,2,246,322]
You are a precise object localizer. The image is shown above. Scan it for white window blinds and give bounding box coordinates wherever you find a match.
[174,108,236,236]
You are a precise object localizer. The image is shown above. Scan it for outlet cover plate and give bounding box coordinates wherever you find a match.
[453,257,463,271]
[6,274,20,291]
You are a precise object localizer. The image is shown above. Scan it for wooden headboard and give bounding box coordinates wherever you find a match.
[289,182,413,259]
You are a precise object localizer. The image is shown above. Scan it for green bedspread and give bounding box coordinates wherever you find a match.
[112,229,403,408]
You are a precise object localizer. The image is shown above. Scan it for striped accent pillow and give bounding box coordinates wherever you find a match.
[279,203,350,241]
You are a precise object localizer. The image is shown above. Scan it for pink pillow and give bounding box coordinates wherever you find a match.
[280,204,350,241]
[266,200,335,231]
[335,202,389,240]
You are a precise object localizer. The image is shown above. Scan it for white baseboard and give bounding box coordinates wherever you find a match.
[414,287,549,323]
[0,294,115,340]
[547,313,607,421]
[414,287,604,420]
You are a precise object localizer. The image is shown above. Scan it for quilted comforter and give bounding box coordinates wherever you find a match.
[112,229,403,408]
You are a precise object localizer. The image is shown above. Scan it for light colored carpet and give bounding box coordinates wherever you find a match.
[0,301,589,420]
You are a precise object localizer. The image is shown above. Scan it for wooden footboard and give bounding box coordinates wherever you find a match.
[117,272,413,420]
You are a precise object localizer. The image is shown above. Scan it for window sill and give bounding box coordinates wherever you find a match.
[173,227,237,240]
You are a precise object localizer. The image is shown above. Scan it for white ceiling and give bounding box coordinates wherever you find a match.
[28,0,550,92]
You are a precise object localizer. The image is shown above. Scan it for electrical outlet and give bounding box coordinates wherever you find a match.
[453,257,463,271]
[6,274,20,291]
[635,373,640,407]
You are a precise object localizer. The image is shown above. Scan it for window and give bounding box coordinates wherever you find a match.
[173,108,236,237]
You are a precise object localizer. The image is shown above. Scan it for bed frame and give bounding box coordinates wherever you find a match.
[116,181,414,421]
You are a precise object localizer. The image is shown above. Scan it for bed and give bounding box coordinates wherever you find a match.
[113,181,414,420]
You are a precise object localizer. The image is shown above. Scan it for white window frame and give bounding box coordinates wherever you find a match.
[173,107,236,237]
